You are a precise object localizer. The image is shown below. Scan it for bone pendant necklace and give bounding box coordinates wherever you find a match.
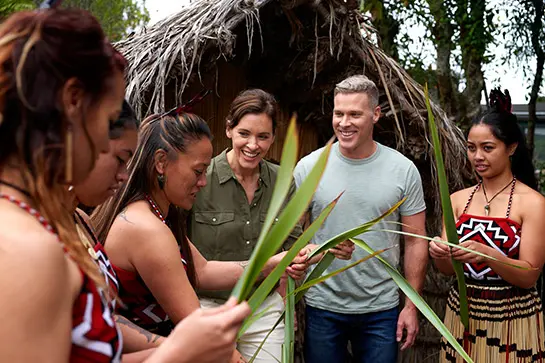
[482,178,515,216]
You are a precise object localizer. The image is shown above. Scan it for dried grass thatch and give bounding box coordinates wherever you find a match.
[116,0,471,231]
[116,0,473,360]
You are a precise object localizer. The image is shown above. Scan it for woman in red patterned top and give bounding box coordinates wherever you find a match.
[430,89,545,362]
[73,100,170,356]
[91,111,311,363]
[0,8,249,363]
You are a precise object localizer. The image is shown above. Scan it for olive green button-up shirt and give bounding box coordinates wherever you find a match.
[188,148,302,301]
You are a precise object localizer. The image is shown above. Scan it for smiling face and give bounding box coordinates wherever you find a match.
[226,112,275,172]
[467,124,517,179]
[161,137,213,210]
[75,127,138,207]
[332,92,380,159]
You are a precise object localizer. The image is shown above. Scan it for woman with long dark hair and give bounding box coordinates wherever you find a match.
[91,110,309,363]
[73,100,168,356]
[0,9,248,362]
[430,89,545,362]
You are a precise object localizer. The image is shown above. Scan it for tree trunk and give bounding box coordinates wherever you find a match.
[427,0,458,120]
[527,0,544,158]
[459,0,487,128]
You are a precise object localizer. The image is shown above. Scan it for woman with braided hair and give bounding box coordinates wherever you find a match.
[430,89,545,362]
[0,8,249,363]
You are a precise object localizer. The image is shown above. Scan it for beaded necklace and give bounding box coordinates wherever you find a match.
[144,194,188,266]
[0,194,56,235]
[145,194,166,224]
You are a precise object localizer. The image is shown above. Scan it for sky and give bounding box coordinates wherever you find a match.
[144,0,537,104]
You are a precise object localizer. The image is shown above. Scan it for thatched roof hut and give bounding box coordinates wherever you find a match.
[116,0,472,359]
[116,0,470,226]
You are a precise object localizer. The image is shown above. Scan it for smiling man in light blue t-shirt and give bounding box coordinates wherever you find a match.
[295,75,428,363]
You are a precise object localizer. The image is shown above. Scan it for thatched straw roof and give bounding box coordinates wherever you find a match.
[115,0,472,232]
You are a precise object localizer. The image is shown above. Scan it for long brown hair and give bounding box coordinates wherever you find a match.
[0,9,126,289]
[92,112,212,287]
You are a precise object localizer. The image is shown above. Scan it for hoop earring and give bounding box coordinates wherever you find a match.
[157,174,165,190]
[65,123,73,183]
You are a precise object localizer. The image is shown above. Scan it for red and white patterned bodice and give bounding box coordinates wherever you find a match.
[1,195,122,362]
[456,179,520,282]
[456,214,521,281]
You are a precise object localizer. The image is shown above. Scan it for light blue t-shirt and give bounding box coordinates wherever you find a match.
[294,142,426,314]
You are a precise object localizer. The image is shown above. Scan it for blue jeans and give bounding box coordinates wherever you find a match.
[304,305,399,363]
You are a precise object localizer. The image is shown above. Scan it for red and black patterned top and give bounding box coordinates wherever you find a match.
[75,210,119,305]
[0,194,122,362]
[71,274,122,362]
[455,179,520,281]
[113,249,188,335]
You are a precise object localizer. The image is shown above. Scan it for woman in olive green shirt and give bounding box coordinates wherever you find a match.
[189,89,354,362]
[189,89,298,362]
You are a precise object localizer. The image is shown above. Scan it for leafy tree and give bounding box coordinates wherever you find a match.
[0,0,35,19]
[501,0,544,157]
[31,0,149,41]
[364,0,496,128]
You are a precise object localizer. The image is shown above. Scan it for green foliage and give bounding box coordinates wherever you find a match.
[425,84,469,328]
[243,194,340,328]
[54,0,149,41]
[0,0,149,41]
[282,277,295,363]
[0,0,35,19]
[500,0,545,83]
[349,238,474,362]
[366,0,496,126]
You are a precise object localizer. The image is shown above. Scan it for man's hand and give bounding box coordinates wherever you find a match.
[396,304,419,351]
[329,240,355,260]
[299,241,356,266]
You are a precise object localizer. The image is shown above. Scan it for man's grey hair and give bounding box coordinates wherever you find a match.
[334,75,379,108]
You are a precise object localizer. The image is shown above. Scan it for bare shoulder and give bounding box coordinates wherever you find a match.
[517,183,545,216]
[0,227,76,297]
[450,186,476,213]
[0,217,77,342]
[107,200,176,250]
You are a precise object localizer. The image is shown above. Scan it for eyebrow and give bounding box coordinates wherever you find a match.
[238,128,271,135]
[467,140,495,145]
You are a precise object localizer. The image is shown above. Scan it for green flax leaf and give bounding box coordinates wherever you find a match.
[282,277,295,363]
[350,238,474,363]
[232,119,332,302]
[425,84,469,328]
[231,115,299,300]
[306,198,406,261]
[246,194,341,315]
